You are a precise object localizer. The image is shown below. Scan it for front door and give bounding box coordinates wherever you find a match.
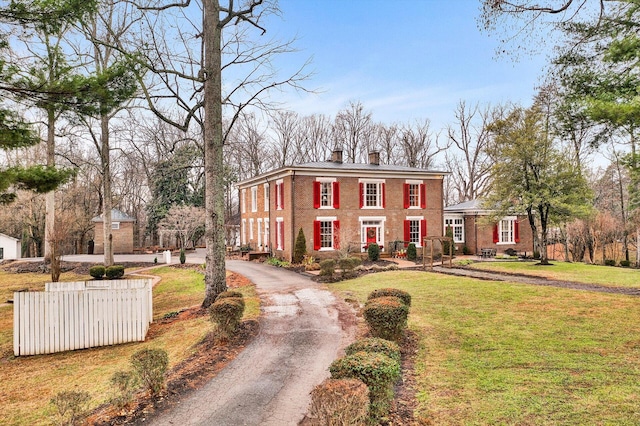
[366,227,377,245]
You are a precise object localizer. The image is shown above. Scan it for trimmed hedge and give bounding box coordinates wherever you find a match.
[345,337,401,364]
[368,287,412,307]
[329,351,400,420]
[307,378,369,425]
[209,297,245,339]
[319,259,336,277]
[407,243,417,261]
[105,265,125,279]
[89,265,105,279]
[367,243,380,261]
[215,291,245,310]
[363,296,409,342]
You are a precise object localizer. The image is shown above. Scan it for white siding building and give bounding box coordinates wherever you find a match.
[0,233,21,260]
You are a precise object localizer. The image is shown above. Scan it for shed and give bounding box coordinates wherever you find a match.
[0,233,21,260]
[91,209,136,254]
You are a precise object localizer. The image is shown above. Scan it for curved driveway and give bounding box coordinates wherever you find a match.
[147,260,355,426]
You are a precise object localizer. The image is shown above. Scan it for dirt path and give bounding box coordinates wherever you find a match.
[144,260,357,426]
[433,266,640,296]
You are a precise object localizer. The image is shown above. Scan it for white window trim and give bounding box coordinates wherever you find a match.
[497,216,517,245]
[358,216,386,252]
[263,183,269,212]
[111,222,120,230]
[317,177,337,210]
[264,217,270,251]
[359,178,385,210]
[444,214,465,244]
[406,216,424,247]
[249,218,254,241]
[241,189,246,214]
[405,180,423,210]
[251,186,258,212]
[316,216,338,251]
[276,217,284,250]
[257,218,262,248]
[241,218,247,245]
[276,179,284,211]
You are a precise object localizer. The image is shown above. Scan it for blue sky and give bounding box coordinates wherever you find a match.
[262,0,552,131]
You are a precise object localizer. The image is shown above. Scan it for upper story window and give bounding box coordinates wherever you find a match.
[444,216,464,243]
[493,216,520,244]
[251,186,258,212]
[313,178,340,209]
[241,189,246,214]
[111,222,120,230]
[264,184,269,212]
[404,180,426,209]
[359,179,385,209]
[275,179,284,210]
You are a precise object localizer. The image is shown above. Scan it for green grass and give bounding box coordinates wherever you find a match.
[331,271,640,425]
[468,261,640,288]
[0,265,257,425]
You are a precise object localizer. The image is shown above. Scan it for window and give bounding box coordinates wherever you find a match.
[276,218,284,250]
[359,180,385,209]
[111,222,120,230]
[249,218,254,241]
[313,217,340,250]
[276,180,284,210]
[493,216,519,244]
[257,218,262,248]
[251,186,258,212]
[264,184,269,212]
[241,219,247,245]
[444,216,464,243]
[313,179,340,209]
[264,218,269,250]
[404,181,426,209]
[404,217,426,247]
[0,248,3,260]
[241,189,246,214]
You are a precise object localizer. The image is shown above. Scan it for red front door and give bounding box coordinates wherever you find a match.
[366,227,377,245]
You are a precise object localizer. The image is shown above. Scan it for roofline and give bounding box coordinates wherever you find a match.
[236,165,449,188]
[0,233,20,241]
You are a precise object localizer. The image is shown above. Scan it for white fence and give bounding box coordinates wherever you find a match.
[14,279,153,356]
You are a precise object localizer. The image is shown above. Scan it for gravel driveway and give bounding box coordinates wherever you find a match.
[146,260,356,426]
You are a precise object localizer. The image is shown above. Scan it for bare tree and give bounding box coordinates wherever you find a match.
[334,101,373,163]
[399,119,448,169]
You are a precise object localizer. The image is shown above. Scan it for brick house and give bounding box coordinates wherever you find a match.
[236,151,447,261]
[91,209,136,254]
[444,199,534,256]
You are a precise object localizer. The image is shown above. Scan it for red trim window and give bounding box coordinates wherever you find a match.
[314,217,339,250]
[404,181,425,209]
[314,179,340,209]
[360,180,385,208]
[276,181,284,210]
[332,181,340,209]
[276,219,285,250]
[404,218,425,247]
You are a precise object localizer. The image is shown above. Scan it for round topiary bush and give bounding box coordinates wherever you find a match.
[329,351,400,420]
[307,378,369,425]
[367,243,380,261]
[105,265,125,279]
[89,265,106,280]
[215,291,245,310]
[368,287,412,307]
[209,297,245,339]
[363,296,409,342]
[319,259,336,277]
[345,337,401,364]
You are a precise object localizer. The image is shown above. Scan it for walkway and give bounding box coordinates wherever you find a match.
[146,260,356,426]
[432,265,640,297]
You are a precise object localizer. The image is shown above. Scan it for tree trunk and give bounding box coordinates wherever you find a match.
[202,0,227,308]
[101,113,114,266]
[44,108,56,261]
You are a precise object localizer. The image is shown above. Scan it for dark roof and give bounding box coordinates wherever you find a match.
[444,199,486,212]
[294,161,446,174]
[92,208,136,222]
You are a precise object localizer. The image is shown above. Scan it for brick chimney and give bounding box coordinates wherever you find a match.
[368,151,380,165]
[331,149,343,164]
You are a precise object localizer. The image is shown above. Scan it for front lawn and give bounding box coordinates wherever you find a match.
[331,270,640,425]
[0,266,257,425]
[467,260,640,288]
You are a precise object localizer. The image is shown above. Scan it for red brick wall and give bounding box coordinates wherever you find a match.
[93,222,134,254]
[463,215,534,255]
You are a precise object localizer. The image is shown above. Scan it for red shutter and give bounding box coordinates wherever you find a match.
[280,183,284,209]
[333,220,340,249]
[333,181,340,209]
[404,220,411,243]
[514,220,520,243]
[420,184,426,209]
[403,184,409,209]
[313,181,321,209]
[359,183,364,208]
[313,221,321,250]
[276,184,281,209]
[421,219,427,244]
[493,224,499,243]
[381,183,386,208]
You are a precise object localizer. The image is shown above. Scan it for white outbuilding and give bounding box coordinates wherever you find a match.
[0,233,21,260]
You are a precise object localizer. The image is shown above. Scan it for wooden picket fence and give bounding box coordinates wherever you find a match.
[13,279,153,356]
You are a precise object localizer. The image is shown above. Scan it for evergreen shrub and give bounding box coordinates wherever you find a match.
[367,243,380,261]
[89,265,105,280]
[363,296,409,342]
[130,348,168,395]
[105,265,125,279]
[307,378,369,425]
[406,243,417,261]
[368,287,412,307]
[319,259,336,277]
[345,337,401,364]
[293,228,307,264]
[209,297,245,339]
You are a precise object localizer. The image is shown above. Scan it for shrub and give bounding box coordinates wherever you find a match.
[345,337,401,364]
[130,348,169,396]
[620,259,631,267]
[209,297,245,339]
[215,291,246,311]
[443,227,454,255]
[368,287,412,307]
[604,259,616,267]
[367,243,380,261]
[363,296,409,342]
[407,243,417,261]
[462,245,471,255]
[319,259,336,277]
[293,228,307,264]
[105,265,125,279]
[329,351,400,420]
[179,248,186,264]
[338,257,362,275]
[307,378,369,426]
[50,390,91,426]
[109,370,138,408]
[265,257,291,268]
[89,265,105,280]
